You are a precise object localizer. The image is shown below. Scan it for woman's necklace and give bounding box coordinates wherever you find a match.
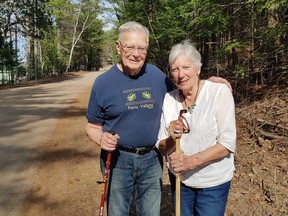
[183,79,200,114]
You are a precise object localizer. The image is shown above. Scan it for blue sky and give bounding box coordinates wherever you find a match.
[99,0,117,31]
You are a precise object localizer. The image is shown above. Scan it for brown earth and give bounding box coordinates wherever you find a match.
[12,72,287,216]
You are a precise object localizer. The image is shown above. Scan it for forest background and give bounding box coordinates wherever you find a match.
[1,0,287,102]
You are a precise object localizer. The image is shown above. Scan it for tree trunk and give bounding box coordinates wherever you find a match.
[26,36,31,78]
[34,39,38,80]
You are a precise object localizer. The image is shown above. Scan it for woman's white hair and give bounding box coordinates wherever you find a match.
[169,40,202,68]
[118,21,150,44]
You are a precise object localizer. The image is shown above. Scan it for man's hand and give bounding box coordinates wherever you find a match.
[208,76,232,91]
[100,132,120,151]
[86,122,119,152]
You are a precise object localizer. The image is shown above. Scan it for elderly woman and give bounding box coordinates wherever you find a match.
[156,40,236,216]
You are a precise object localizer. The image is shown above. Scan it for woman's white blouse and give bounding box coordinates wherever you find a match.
[156,81,236,188]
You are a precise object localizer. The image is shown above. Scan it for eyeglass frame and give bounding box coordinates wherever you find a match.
[118,41,148,54]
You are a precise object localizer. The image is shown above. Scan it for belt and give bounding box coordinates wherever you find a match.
[117,145,155,155]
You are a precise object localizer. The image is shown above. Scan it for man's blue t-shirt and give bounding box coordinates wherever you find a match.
[86,63,173,148]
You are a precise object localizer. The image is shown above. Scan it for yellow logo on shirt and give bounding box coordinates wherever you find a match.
[142,91,152,100]
[127,93,136,102]
[125,88,154,110]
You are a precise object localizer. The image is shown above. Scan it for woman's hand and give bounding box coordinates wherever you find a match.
[169,143,231,173]
[169,152,203,173]
[169,120,185,140]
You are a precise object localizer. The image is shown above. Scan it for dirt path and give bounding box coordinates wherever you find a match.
[22,83,103,216]
[0,71,102,216]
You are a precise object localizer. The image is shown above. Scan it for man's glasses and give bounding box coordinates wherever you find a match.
[118,41,147,54]
[179,109,190,133]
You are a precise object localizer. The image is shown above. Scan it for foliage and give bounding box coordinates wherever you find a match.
[110,0,287,90]
[39,28,66,74]
[0,0,106,81]
[0,34,19,84]
[1,0,52,38]
[0,0,287,91]
[74,18,104,71]
[50,0,105,73]
[0,0,53,82]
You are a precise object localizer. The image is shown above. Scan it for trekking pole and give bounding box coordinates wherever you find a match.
[99,131,115,216]
[99,151,111,216]
[175,138,181,216]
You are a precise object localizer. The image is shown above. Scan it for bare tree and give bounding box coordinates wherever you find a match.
[65,2,99,73]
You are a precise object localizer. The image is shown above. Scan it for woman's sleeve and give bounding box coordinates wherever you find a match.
[216,85,237,152]
[155,95,170,148]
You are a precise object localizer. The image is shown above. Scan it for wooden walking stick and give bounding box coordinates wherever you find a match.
[175,138,181,216]
[175,109,190,216]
